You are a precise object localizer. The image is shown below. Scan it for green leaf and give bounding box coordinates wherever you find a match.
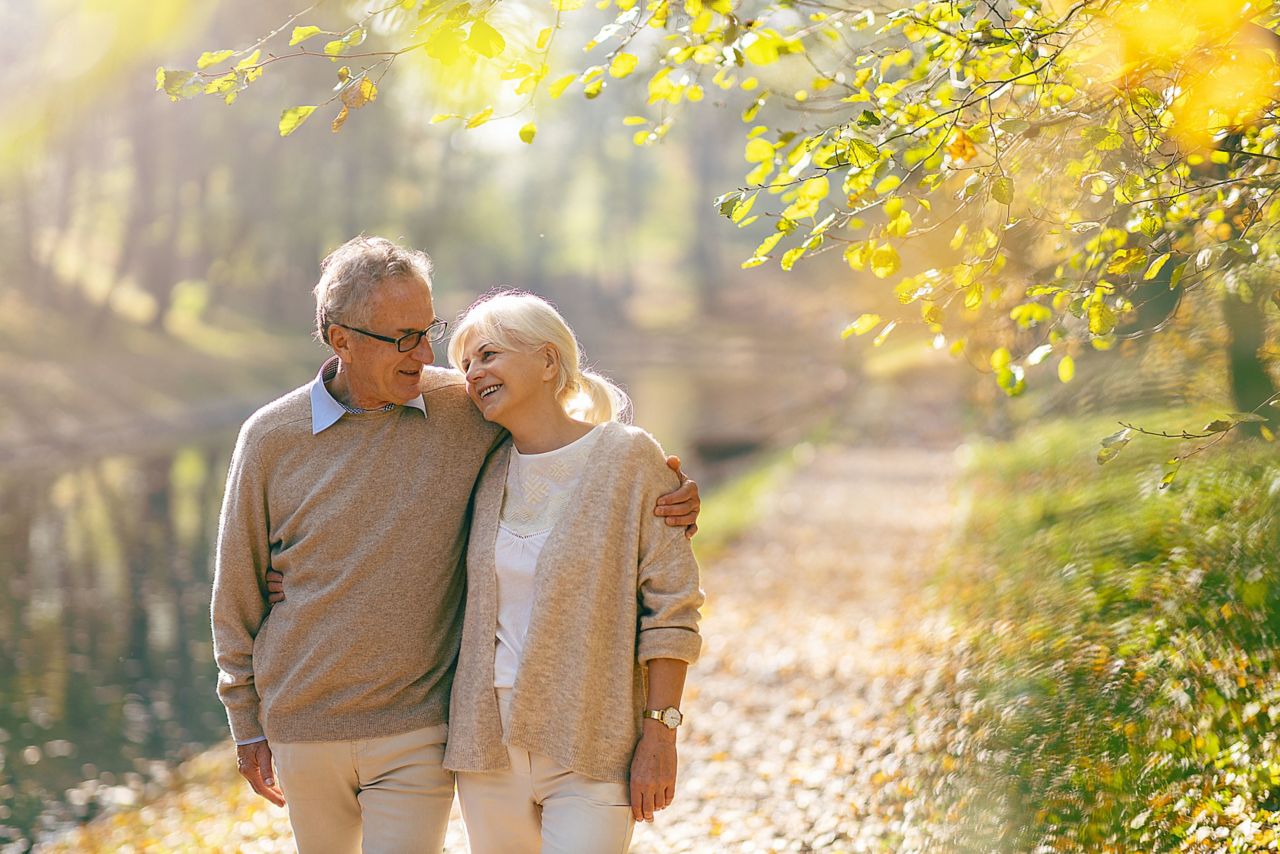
[1096,428,1131,465]
[992,176,1014,205]
[197,50,235,70]
[156,68,202,101]
[519,122,537,144]
[468,20,506,58]
[1203,419,1233,433]
[279,105,318,137]
[290,25,324,46]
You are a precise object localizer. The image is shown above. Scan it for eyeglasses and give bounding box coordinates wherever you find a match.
[336,319,449,352]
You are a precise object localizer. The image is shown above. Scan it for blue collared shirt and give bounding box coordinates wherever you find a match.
[309,355,427,434]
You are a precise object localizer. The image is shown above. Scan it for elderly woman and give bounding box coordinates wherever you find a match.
[444,291,704,853]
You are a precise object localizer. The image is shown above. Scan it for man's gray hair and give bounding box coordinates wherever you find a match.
[313,236,435,344]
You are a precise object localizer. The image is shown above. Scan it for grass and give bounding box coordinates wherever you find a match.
[906,408,1280,852]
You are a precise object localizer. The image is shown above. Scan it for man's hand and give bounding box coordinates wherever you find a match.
[266,570,285,605]
[236,740,286,807]
[656,455,700,539]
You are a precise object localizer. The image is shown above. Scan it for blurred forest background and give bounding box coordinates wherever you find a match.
[3,0,1280,851]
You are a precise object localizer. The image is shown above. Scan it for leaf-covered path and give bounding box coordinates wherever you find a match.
[628,382,963,852]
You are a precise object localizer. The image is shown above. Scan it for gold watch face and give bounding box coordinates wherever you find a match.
[661,707,682,728]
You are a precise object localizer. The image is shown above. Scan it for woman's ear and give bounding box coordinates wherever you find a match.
[542,344,561,381]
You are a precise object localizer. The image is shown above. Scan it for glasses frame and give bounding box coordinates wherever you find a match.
[335,319,449,352]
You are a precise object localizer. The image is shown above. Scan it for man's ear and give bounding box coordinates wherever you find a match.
[329,325,353,364]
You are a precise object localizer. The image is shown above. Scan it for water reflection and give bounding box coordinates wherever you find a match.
[0,441,232,850]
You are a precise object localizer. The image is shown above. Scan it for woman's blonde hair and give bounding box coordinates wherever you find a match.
[448,290,631,425]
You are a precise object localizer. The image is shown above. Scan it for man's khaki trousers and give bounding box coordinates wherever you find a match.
[272,723,453,854]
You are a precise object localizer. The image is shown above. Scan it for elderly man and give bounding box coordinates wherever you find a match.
[211,236,699,852]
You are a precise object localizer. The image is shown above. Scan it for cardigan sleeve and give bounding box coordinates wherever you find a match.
[210,423,272,742]
[631,434,704,665]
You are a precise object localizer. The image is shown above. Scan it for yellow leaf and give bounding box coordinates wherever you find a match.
[552,0,585,8]
[331,105,350,133]
[842,313,881,338]
[197,50,235,70]
[290,25,323,46]
[754,232,785,257]
[1143,252,1171,280]
[548,73,577,98]
[744,138,774,163]
[870,244,899,279]
[874,174,901,195]
[465,107,494,128]
[537,27,554,50]
[623,116,647,126]
[519,122,537,144]
[467,20,506,59]
[610,52,639,78]
[234,49,261,71]
[1058,355,1075,383]
[279,105,317,137]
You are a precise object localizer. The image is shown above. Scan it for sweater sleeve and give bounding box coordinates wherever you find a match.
[210,424,272,743]
[633,437,704,665]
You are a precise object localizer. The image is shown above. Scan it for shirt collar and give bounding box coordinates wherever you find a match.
[309,355,427,434]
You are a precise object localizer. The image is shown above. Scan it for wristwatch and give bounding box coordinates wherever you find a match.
[643,706,684,729]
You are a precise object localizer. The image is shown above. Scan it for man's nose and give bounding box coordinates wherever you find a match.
[410,337,434,364]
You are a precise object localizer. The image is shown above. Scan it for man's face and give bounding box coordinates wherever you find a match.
[337,276,436,407]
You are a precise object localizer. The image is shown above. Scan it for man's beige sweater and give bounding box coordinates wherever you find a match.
[444,421,704,783]
[211,367,501,744]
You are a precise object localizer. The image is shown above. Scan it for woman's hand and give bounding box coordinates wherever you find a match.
[630,725,678,823]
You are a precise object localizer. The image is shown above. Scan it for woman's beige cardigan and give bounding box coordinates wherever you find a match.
[443,421,704,783]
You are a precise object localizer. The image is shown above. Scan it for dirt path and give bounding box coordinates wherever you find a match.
[627,372,964,852]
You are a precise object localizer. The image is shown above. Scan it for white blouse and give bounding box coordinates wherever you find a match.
[492,425,602,688]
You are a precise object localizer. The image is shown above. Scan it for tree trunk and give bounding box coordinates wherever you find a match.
[1221,288,1278,437]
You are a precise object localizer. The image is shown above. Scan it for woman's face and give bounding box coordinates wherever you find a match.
[458,336,557,425]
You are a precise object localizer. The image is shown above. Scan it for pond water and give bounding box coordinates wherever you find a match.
[0,352,850,850]
[0,439,234,851]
